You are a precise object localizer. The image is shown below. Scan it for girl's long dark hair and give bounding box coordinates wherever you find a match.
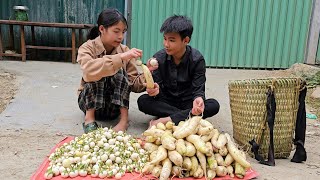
[87,8,127,40]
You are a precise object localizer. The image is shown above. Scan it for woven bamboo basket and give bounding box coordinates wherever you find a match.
[228,78,301,159]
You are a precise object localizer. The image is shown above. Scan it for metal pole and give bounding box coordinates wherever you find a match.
[125,0,132,48]
[305,0,320,64]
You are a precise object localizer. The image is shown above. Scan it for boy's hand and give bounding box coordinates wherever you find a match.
[192,97,204,116]
[145,83,159,96]
[146,58,158,72]
[120,48,143,61]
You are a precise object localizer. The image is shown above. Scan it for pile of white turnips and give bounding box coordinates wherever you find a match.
[141,116,251,180]
[44,128,148,179]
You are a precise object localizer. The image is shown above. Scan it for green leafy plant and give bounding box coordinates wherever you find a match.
[306,71,320,88]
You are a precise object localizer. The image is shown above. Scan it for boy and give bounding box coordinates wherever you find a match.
[137,15,220,126]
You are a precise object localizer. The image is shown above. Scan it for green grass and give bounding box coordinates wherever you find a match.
[305,71,320,88]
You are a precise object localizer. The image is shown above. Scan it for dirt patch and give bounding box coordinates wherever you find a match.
[0,129,63,179]
[288,64,320,118]
[0,69,17,113]
[307,89,320,118]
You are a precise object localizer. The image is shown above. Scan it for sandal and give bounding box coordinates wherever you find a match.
[83,121,98,134]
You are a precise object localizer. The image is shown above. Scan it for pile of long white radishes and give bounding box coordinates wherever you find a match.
[44,128,148,179]
[141,116,251,180]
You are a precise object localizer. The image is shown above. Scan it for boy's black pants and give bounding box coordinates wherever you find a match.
[137,94,220,124]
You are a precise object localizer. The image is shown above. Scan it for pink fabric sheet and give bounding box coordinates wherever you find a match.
[31,137,259,180]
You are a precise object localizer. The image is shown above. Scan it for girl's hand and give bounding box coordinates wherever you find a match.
[145,83,160,96]
[192,97,204,115]
[120,48,143,61]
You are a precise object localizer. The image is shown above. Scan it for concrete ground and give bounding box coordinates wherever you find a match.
[0,60,319,179]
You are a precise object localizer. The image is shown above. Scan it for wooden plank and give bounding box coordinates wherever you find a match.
[0,53,22,57]
[26,45,73,51]
[72,28,76,64]
[20,25,26,62]
[0,20,93,29]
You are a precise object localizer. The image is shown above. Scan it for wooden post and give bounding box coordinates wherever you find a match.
[0,26,3,60]
[9,25,14,49]
[20,25,26,62]
[71,28,76,64]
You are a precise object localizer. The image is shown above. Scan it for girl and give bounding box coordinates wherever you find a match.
[77,8,149,133]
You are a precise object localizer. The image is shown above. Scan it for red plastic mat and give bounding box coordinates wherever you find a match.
[31,137,259,180]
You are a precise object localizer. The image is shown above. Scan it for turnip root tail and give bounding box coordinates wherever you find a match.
[225,133,251,169]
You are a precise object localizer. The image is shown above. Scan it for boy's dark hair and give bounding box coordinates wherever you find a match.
[160,15,193,40]
[87,8,127,40]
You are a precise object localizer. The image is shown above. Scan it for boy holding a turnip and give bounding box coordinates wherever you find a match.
[138,15,220,127]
